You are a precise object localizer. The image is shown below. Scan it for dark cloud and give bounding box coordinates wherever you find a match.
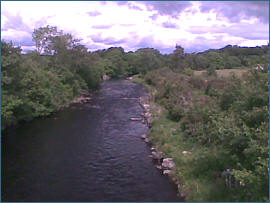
[226,23,268,40]
[162,22,179,29]
[200,1,269,23]
[1,12,35,47]
[87,43,104,50]
[89,34,106,43]
[188,23,269,40]
[116,1,127,6]
[90,35,127,45]
[87,11,101,17]
[104,38,127,45]
[185,7,198,15]
[184,36,228,53]
[131,35,174,54]
[156,47,173,54]
[135,35,155,48]
[90,33,165,53]
[127,4,143,11]
[140,1,192,17]
[116,2,143,11]
[149,13,158,21]
[92,25,112,29]
[3,34,35,47]
[2,12,32,33]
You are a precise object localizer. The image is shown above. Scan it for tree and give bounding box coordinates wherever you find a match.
[135,48,163,74]
[170,45,185,70]
[32,25,58,54]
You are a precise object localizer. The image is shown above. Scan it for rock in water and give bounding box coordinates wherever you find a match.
[130,117,142,121]
[141,134,147,139]
[103,74,110,81]
[152,151,163,160]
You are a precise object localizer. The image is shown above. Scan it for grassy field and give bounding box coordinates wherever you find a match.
[194,68,249,77]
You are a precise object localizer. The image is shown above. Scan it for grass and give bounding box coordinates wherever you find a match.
[147,105,235,201]
[194,68,249,78]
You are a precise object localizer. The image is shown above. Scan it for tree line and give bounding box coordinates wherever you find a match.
[1,25,268,129]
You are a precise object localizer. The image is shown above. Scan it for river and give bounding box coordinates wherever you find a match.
[2,80,182,201]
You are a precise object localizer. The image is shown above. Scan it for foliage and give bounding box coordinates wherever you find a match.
[166,44,268,71]
[1,26,104,129]
[1,25,167,129]
[1,24,269,202]
[140,65,269,201]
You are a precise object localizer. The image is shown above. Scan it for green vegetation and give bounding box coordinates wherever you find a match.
[1,26,167,129]
[1,25,269,201]
[194,68,249,78]
[2,26,102,129]
[134,65,269,201]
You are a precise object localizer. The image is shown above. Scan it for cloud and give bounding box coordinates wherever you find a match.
[89,34,127,45]
[115,1,143,10]
[21,45,36,53]
[1,1,268,55]
[119,24,135,27]
[162,22,179,29]
[188,22,269,40]
[141,1,192,17]
[2,11,32,33]
[34,17,49,29]
[116,1,127,6]
[200,1,269,23]
[128,4,143,11]
[1,11,35,48]
[149,13,158,21]
[87,10,101,17]
[92,25,113,29]
[226,23,269,40]
[184,36,229,53]
[103,38,127,46]
[135,35,155,48]
[2,32,35,47]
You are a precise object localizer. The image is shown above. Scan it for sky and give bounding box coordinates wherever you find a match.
[1,1,269,54]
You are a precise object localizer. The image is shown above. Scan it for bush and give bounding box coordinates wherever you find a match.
[207,65,217,76]
[139,66,269,201]
[167,105,184,121]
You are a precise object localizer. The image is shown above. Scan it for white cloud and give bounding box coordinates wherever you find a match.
[1,1,268,54]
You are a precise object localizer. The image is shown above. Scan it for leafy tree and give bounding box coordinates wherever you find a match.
[32,25,58,54]
[170,45,185,70]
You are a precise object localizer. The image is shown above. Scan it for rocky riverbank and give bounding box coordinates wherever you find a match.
[137,93,185,199]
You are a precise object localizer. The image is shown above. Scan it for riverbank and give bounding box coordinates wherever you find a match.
[132,76,186,199]
[131,68,269,202]
[138,94,186,199]
[131,75,232,201]
[2,90,94,132]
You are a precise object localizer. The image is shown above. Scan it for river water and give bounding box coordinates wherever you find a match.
[2,80,182,201]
